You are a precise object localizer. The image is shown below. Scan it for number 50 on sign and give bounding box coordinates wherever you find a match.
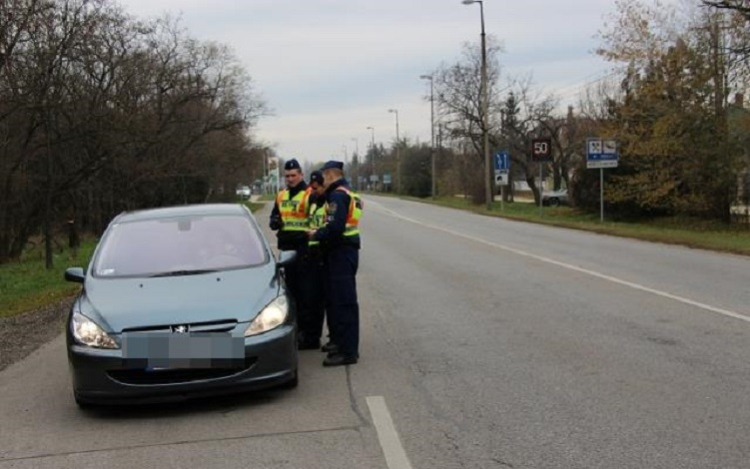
[531,138,552,162]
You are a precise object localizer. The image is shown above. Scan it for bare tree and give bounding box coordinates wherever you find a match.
[433,37,504,204]
[703,1,750,19]
[0,1,268,264]
[498,77,569,204]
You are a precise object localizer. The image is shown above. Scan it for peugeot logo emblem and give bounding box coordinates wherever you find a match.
[171,325,189,334]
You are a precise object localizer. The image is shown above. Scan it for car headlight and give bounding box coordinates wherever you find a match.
[71,311,119,349]
[244,296,289,336]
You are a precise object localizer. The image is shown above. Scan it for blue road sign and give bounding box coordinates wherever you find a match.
[494,151,510,171]
[586,138,619,169]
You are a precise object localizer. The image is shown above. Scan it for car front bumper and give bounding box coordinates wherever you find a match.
[68,324,297,405]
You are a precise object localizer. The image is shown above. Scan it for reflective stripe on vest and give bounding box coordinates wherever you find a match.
[276,187,311,231]
[335,186,362,237]
[308,202,326,247]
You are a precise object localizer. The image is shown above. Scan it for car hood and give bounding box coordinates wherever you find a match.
[78,265,281,333]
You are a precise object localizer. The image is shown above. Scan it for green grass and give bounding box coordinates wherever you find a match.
[244,201,264,213]
[427,195,750,255]
[0,239,97,319]
[257,193,276,202]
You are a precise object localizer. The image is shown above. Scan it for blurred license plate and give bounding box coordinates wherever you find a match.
[123,332,244,369]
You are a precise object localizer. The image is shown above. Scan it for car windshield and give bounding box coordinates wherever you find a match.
[92,214,267,278]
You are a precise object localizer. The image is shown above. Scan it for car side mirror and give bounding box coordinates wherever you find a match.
[275,250,297,282]
[65,267,85,283]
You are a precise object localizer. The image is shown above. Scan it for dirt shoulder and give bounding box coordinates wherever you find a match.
[0,297,71,372]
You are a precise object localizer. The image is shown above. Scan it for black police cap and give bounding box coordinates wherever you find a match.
[310,170,324,185]
[284,158,301,171]
[320,160,344,171]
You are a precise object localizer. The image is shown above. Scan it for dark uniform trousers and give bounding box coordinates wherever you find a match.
[298,249,326,343]
[324,245,359,356]
[282,247,305,325]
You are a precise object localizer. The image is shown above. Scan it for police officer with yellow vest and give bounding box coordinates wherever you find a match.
[307,160,362,367]
[298,170,327,349]
[269,159,317,349]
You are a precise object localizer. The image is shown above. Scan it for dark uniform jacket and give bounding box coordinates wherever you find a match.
[311,178,360,250]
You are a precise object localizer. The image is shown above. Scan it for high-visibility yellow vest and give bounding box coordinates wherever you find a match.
[276,187,311,232]
[308,200,326,247]
[336,187,362,237]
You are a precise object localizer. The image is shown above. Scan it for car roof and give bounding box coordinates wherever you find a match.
[114,204,250,224]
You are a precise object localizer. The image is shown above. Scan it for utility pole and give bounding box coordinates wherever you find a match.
[367,126,376,190]
[462,0,492,209]
[262,148,268,195]
[388,109,401,194]
[420,74,436,199]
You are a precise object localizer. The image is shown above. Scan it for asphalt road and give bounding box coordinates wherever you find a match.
[1,195,749,469]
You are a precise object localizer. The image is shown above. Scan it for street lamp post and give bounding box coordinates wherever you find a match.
[420,74,436,199]
[262,147,268,195]
[366,126,375,190]
[462,0,492,210]
[388,109,401,193]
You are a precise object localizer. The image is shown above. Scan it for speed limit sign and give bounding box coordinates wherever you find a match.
[531,138,552,162]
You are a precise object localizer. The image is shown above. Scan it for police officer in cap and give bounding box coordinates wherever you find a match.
[270,158,317,349]
[300,170,328,349]
[307,160,362,366]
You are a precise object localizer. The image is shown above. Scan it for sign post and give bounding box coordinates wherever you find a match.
[586,138,619,222]
[531,138,552,216]
[494,151,510,212]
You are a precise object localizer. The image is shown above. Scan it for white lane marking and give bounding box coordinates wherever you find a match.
[366,396,414,469]
[369,201,750,324]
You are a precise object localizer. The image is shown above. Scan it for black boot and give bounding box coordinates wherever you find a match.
[322,353,358,367]
[321,341,338,354]
[297,333,321,350]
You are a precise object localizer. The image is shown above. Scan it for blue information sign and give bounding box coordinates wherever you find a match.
[586,138,619,169]
[494,151,510,171]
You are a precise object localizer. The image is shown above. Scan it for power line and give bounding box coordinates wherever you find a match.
[553,70,621,102]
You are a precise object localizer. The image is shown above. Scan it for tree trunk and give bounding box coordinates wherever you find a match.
[44,114,54,270]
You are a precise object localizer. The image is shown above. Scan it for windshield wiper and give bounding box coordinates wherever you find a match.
[149,269,218,278]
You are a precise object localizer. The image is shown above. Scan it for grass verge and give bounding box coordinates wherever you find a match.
[1,239,97,319]
[245,201,264,213]
[257,193,276,202]
[427,195,750,256]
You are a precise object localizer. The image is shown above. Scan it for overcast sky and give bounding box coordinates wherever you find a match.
[122,0,631,165]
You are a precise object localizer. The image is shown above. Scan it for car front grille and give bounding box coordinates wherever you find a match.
[122,319,238,334]
[108,358,257,385]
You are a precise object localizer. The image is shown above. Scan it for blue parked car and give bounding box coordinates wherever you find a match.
[64,203,298,407]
